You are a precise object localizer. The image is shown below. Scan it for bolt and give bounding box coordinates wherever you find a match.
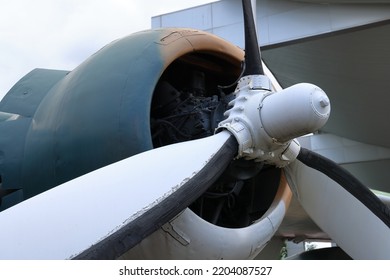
[320,97,330,108]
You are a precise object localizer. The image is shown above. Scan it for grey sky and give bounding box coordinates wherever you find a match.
[0,0,215,97]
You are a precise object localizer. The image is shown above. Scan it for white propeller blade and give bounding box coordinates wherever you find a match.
[284,156,390,259]
[0,130,236,259]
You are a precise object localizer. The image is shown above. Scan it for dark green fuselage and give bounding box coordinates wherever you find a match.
[0,28,243,211]
[0,31,165,210]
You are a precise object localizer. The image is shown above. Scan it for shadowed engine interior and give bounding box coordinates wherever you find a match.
[150,53,279,228]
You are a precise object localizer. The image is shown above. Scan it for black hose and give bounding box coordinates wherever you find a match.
[297,147,390,228]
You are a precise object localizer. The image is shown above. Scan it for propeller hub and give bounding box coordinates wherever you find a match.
[217,76,330,167]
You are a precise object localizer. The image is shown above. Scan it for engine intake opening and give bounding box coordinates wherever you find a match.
[150,52,280,228]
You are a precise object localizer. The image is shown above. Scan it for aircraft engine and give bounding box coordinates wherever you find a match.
[0,26,292,259]
[1,0,387,260]
[123,29,293,259]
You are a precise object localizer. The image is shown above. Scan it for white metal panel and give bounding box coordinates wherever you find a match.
[151,16,161,28]
[213,23,244,47]
[264,0,306,16]
[267,5,332,44]
[212,0,242,28]
[121,181,290,259]
[152,0,390,46]
[158,5,213,30]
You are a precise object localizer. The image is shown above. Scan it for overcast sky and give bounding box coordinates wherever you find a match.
[0,0,215,98]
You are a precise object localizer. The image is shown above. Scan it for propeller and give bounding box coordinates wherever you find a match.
[0,131,237,259]
[242,0,263,76]
[233,0,390,259]
[285,149,390,259]
[0,0,388,260]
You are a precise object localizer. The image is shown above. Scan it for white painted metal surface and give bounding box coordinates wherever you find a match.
[121,173,291,260]
[218,80,330,166]
[284,160,390,259]
[260,83,330,143]
[0,131,232,259]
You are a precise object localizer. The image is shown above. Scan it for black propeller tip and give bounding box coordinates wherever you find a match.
[242,0,264,76]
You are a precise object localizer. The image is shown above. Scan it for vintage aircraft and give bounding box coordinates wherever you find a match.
[0,0,389,259]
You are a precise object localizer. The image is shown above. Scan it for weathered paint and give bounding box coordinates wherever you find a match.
[121,168,291,259]
[0,28,243,209]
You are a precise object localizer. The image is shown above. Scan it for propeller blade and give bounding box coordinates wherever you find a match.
[237,0,390,259]
[284,148,390,259]
[0,131,237,259]
[242,0,264,76]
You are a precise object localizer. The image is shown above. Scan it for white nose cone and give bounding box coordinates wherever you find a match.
[260,83,330,143]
